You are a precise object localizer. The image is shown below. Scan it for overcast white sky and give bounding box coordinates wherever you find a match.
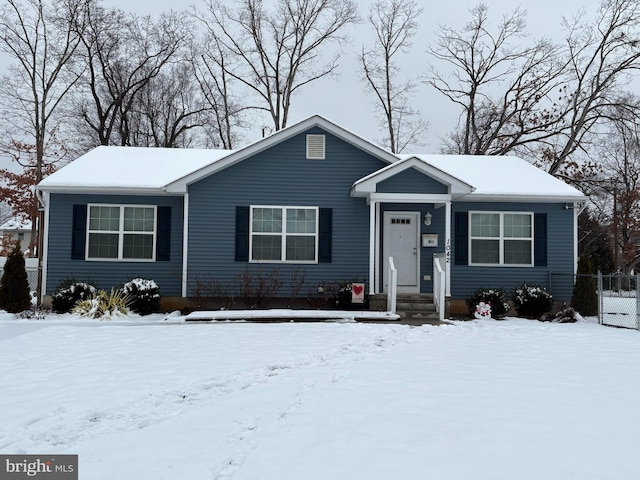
[0,0,602,172]
[104,0,601,148]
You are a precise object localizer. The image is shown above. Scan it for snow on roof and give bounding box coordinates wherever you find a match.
[0,218,31,231]
[400,154,586,200]
[37,146,234,193]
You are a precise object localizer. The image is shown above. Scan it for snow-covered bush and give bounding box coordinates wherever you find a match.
[51,280,97,313]
[73,289,130,319]
[466,287,510,318]
[122,278,160,315]
[512,284,553,318]
[0,242,31,313]
[554,304,578,323]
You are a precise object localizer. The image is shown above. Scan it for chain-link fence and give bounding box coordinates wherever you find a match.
[0,265,38,292]
[598,273,640,330]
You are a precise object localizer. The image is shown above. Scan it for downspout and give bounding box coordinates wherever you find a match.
[35,189,49,305]
[182,193,189,298]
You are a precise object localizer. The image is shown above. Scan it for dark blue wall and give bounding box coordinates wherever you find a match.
[377,168,448,194]
[186,127,388,296]
[451,202,576,300]
[45,193,184,296]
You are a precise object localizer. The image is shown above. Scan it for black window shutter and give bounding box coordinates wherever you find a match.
[156,206,171,261]
[235,206,250,262]
[454,211,468,265]
[318,208,332,263]
[534,213,547,266]
[71,204,87,260]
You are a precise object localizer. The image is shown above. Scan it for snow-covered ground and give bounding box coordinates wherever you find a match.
[1,312,639,479]
[602,295,640,329]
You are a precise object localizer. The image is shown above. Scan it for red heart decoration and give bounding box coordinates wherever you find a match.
[353,285,364,295]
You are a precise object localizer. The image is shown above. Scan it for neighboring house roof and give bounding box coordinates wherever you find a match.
[0,218,32,231]
[36,146,235,194]
[35,115,587,202]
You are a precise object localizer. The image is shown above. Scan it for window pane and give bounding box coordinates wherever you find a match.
[88,233,119,258]
[89,206,120,231]
[471,239,499,264]
[124,207,155,232]
[252,235,282,260]
[286,209,316,233]
[123,234,154,259]
[286,236,316,261]
[504,214,531,238]
[252,208,282,233]
[505,240,532,264]
[471,213,500,237]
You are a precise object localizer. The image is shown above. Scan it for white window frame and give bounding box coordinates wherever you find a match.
[86,204,157,262]
[469,211,534,267]
[306,134,326,160]
[249,205,319,263]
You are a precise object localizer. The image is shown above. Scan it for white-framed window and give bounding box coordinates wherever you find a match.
[87,204,157,261]
[469,211,533,266]
[250,206,318,262]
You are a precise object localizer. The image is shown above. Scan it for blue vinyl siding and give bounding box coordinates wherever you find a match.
[377,168,448,194]
[451,202,575,300]
[45,193,184,295]
[186,127,388,295]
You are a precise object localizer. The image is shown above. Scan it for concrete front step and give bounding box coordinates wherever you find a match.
[396,302,437,311]
[397,310,441,320]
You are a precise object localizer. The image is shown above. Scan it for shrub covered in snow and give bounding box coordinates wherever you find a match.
[122,278,160,315]
[73,289,130,319]
[466,287,510,318]
[512,284,553,318]
[51,280,97,313]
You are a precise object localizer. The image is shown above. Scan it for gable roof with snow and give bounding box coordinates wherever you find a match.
[0,218,32,231]
[36,116,586,202]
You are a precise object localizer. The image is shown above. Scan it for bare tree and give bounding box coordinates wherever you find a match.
[130,62,210,148]
[426,1,640,182]
[0,0,88,251]
[193,28,249,149]
[195,0,358,131]
[359,0,427,153]
[72,5,185,147]
[426,4,564,157]
[544,0,640,175]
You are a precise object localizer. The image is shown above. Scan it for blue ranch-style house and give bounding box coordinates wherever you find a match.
[36,115,587,316]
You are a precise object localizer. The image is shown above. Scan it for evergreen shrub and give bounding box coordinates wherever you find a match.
[0,242,31,313]
[51,280,97,313]
[466,287,510,318]
[122,278,160,315]
[571,256,598,316]
[512,284,553,318]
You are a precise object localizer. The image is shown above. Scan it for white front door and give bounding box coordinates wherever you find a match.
[383,212,420,293]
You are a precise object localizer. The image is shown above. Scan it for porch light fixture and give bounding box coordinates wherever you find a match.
[424,211,432,226]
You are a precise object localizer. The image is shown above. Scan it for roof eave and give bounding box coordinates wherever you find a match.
[36,185,172,196]
[460,193,588,203]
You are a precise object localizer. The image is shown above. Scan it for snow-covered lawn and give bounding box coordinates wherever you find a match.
[1,312,639,479]
[602,295,640,329]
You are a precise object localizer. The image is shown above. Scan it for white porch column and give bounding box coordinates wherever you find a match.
[445,201,451,296]
[369,199,376,294]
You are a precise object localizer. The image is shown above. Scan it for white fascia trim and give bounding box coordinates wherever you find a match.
[352,156,475,196]
[181,193,189,298]
[369,193,453,203]
[166,115,400,193]
[37,186,171,196]
[462,194,588,203]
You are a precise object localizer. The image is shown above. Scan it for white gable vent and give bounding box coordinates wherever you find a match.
[306,134,325,159]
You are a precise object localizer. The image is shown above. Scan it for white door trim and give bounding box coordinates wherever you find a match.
[383,211,420,293]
